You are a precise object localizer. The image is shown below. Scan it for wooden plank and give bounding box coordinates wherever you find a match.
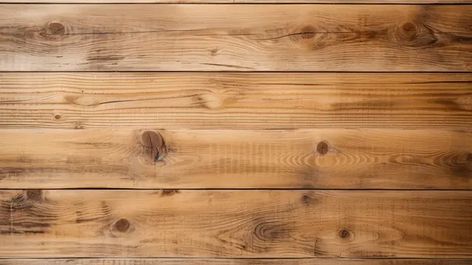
[1,259,472,265]
[0,73,471,130]
[0,190,470,257]
[0,128,470,189]
[0,5,470,71]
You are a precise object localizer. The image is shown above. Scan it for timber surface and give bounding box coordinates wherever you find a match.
[0,0,471,264]
[0,190,471,258]
[0,73,470,130]
[0,128,470,189]
[0,5,471,71]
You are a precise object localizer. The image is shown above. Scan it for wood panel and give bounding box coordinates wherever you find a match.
[0,5,471,71]
[1,73,471,130]
[0,128,470,189]
[2,259,472,265]
[0,190,471,258]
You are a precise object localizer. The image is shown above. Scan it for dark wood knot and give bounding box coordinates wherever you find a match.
[141,130,167,162]
[316,141,329,155]
[113,218,130,233]
[300,25,316,39]
[339,228,351,239]
[398,22,418,41]
[47,22,65,35]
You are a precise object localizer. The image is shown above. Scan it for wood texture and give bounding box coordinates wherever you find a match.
[2,259,472,265]
[0,190,471,258]
[0,128,470,189]
[1,73,471,130]
[0,5,471,71]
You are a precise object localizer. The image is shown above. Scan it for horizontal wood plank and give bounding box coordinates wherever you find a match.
[0,128,470,189]
[0,190,471,258]
[0,73,471,130]
[1,259,472,265]
[0,5,470,71]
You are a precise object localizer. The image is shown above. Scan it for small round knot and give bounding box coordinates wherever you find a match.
[47,22,65,35]
[54,114,61,120]
[316,141,329,155]
[339,229,351,239]
[113,218,130,233]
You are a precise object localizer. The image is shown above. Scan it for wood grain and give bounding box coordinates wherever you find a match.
[0,5,471,71]
[0,128,470,189]
[0,190,471,258]
[1,73,471,130]
[5,190,472,257]
[2,259,472,265]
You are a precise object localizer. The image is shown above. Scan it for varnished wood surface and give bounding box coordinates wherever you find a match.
[1,259,472,265]
[1,5,471,71]
[0,128,470,189]
[0,190,471,258]
[1,73,470,130]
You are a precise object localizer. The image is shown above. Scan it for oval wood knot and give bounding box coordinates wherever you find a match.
[141,130,167,162]
[113,218,131,233]
[316,141,329,155]
[47,22,65,36]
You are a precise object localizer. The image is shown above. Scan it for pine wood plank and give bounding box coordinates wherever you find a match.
[0,190,471,258]
[0,128,470,189]
[0,5,470,71]
[0,73,471,130]
[1,258,472,265]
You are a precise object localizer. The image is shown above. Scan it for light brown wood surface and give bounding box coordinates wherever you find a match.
[1,73,470,130]
[0,128,470,189]
[0,1,471,263]
[0,190,471,258]
[1,259,472,265]
[0,5,471,71]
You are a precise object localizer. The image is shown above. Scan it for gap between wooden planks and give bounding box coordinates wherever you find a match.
[3,0,472,3]
[1,259,472,265]
[0,4,470,71]
[0,190,471,258]
[0,73,470,130]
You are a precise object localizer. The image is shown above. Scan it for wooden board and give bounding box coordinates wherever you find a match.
[2,259,472,265]
[0,128,470,189]
[1,73,471,130]
[0,5,471,71]
[0,190,471,258]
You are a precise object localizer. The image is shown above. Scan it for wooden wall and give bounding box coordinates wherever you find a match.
[0,0,471,264]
